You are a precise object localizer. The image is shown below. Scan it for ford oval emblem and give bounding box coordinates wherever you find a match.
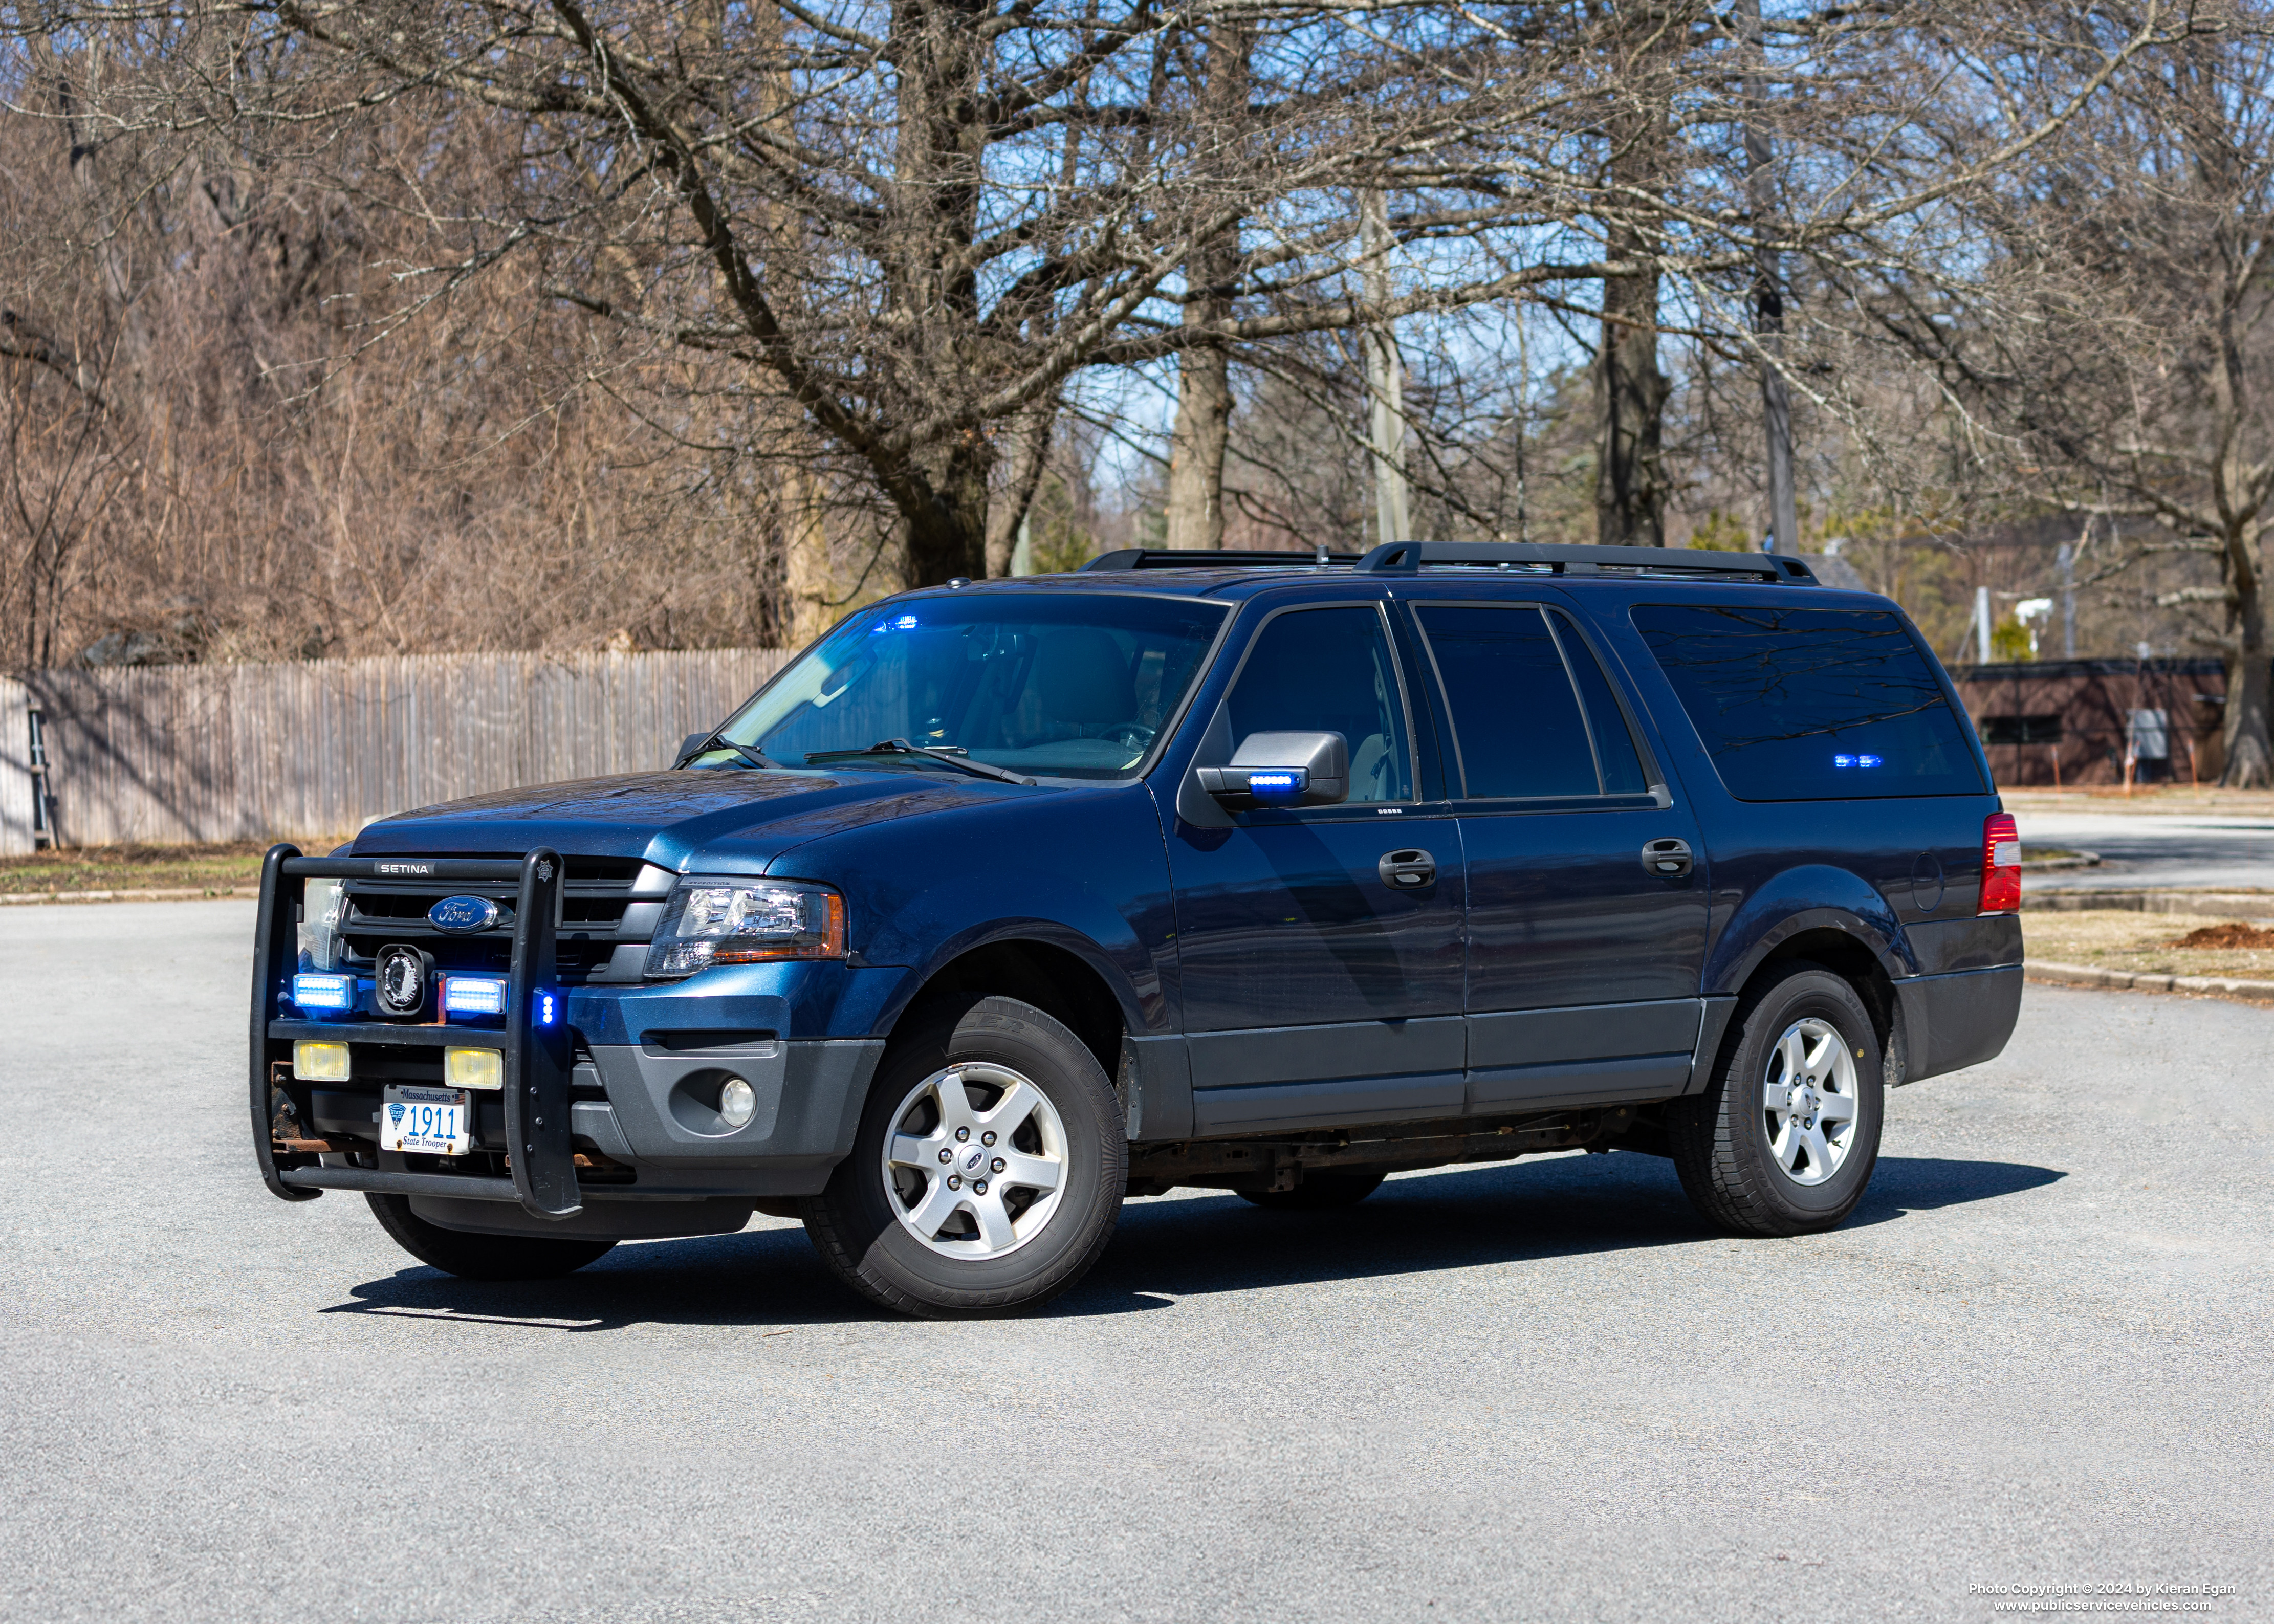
[427,895,500,934]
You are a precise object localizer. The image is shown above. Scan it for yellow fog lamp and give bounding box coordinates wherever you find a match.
[293,1041,352,1083]
[444,1047,505,1091]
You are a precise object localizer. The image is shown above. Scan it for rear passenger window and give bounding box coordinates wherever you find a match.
[1632,603,1985,800]
[1415,604,1651,799]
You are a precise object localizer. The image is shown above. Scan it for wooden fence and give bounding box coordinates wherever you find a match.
[0,649,790,852]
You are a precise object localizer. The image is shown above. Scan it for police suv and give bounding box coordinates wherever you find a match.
[251,541,2023,1316]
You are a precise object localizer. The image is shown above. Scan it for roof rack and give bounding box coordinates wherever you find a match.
[1085,547,1364,571]
[1355,541,1816,583]
[1083,541,1815,583]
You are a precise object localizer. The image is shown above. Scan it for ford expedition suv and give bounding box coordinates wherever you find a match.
[250,541,2023,1316]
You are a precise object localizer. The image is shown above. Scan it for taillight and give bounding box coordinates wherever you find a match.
[1980,813,2021,914]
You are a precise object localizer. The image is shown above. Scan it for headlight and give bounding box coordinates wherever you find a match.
[645,877,846,977]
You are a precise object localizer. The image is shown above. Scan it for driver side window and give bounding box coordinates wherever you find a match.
[1223,605,1413,804]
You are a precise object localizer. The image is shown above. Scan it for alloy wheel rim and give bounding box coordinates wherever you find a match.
[1762,1017,1861,1188]
[880,1062,1068,1259]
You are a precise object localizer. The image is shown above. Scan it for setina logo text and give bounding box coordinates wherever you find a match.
[376,862,436,876]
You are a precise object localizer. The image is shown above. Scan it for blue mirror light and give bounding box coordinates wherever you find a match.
[1247,770,1304,796]
[292,972,356,1013]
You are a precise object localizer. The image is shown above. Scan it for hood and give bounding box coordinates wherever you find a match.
[352,767,1045,874]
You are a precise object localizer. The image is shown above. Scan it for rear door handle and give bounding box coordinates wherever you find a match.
[1379,848,1437,889]
[1642,837,1694,880]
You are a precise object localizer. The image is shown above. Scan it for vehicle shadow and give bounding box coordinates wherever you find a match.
[318,1151,2063,1332]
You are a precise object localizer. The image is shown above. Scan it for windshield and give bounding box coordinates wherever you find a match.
[703,593,1229,780]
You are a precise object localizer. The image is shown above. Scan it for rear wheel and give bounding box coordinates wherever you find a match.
[800,995,1126,1318]
[1667,961,1885,1237]
[364,1194,617,1280]
[1239,1171,1387,1211]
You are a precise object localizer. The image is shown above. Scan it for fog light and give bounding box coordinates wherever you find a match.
[444,1047,504,1091]
[291,972,355,1014]
[718,1076,756,1129]
[293,1040,351,1082]
[442,977,507,1017]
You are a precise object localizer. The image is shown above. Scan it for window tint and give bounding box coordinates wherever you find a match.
[1224,606,1412,803]
[1415,604,1597,798]
[1553,616,1652,794]
[1632,603,1984,801]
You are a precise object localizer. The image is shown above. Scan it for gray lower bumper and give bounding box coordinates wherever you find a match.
[1895,964,2023,1084]
[582,1036,886,1191]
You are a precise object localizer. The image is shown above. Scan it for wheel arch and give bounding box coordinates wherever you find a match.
[881,931,1133,1081]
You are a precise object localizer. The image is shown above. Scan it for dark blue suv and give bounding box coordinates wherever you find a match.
[250,542,2023,1316]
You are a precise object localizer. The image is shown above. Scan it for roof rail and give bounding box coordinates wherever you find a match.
[1084,547,1364,571]
[1356,541,1817,583]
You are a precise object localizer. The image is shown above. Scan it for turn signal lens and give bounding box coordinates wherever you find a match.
[293,1040,352,1082]
[1980,813,2021,914]
[444,1047,505,1091]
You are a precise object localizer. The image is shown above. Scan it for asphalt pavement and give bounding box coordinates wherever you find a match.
[3,900,2268,1623]
[2016,807,2274,891]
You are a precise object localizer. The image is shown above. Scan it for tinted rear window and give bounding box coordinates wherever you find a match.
[1631,604,1983,800]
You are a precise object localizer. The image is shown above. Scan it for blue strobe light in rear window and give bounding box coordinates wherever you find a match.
[442,977,508,1017]
[292,972,356,1013]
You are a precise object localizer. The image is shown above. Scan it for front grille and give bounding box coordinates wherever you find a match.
[337,854,671,984]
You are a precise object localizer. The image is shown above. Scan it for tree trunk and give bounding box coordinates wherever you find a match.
[1161,20,1250,554]
[904,432,992,585]
[1164,343,1232,551]
[1594,10,1672,550]
[985,404,1055,576]
[2223,536,2273,786]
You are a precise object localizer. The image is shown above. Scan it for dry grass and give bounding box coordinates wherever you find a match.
[0,841,341,896]
[2001,786,2274,817]
[2022,908,2274,979]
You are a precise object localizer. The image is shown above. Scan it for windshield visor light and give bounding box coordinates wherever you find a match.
[444,1047,505,1091]
[441,977,508,1018]
[293,1040,352,1083]
[292,972,356,1014]
[645,879,846,978]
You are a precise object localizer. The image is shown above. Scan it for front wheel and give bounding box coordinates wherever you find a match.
[800,995,1126,1318]
[365,1194,618,1280]
[1667,961,1885,1237]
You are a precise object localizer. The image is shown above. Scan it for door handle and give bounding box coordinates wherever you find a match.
[1642,837,1694,880]
[1379,848,1437,889]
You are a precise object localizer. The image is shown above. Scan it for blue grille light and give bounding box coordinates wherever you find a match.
[291,972,356,1013]
[441,977,508,1017]
[537,990,559,1027]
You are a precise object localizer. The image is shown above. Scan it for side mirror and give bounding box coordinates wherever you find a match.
[675,730,713,767]
[1197,731,1349,809]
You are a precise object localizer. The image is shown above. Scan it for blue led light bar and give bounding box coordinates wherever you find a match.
[536,990,559,1027]
[1246,770,1303,795]
[1832,753,1887,770]
[442,977,508,1017]
[292,972,356,1013]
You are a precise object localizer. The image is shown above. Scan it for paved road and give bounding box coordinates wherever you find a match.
[4,902,2269,1624]
[2016,808,2274,892]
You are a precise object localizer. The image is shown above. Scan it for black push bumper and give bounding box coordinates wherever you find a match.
[252,844,592,1221]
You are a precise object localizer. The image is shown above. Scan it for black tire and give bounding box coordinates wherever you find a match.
[800,995,1126,1318]
[1239,1170,1388,1211]
[365,1193,618,1281]
[1667,961,1885,1238]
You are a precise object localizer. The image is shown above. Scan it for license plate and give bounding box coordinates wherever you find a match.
[381,1085,473,1156]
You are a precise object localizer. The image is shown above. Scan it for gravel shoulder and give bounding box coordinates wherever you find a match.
[2,901,2268,1624]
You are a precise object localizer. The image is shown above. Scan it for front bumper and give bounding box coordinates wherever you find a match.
[251,846,886,1229]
